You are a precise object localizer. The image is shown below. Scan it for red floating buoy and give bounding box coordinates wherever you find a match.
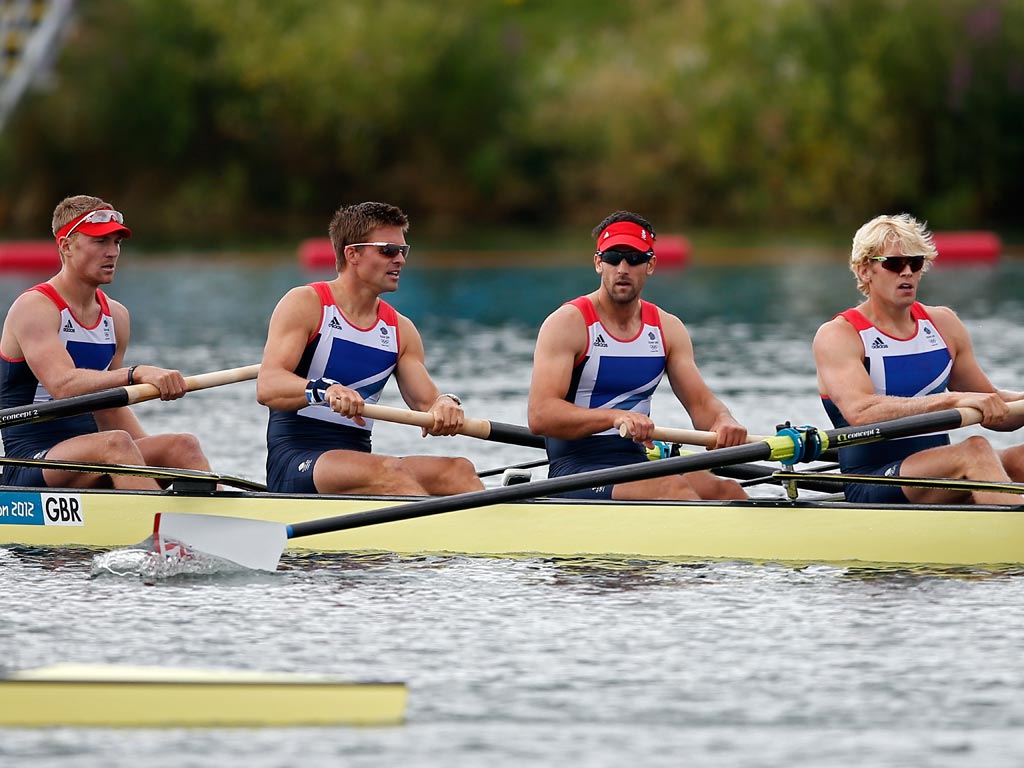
[932,231,1001,266]
[0,241,60,272]
[655,234,691,269]
[298,238,337,271]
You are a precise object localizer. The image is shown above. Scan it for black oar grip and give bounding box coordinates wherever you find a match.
[485,421,545,449]
[0,389,130,427]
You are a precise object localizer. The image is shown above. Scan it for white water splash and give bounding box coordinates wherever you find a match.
[90,538,248,580]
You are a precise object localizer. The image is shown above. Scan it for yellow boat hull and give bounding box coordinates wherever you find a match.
[0,486,1022,568]
[0,664,406,727]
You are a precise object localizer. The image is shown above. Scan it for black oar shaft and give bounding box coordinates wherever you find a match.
[288,403,991,541]
[484,421,545,449]
[0,365,260,428]
[0,389,129,427]
[289,439,778,539]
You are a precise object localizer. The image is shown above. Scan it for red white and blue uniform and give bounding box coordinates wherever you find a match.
[821,303,952,503]
[266,282,401,493]
[0,284,117,487]
[546,296,666,498]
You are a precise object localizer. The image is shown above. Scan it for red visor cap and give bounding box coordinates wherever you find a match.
[54,209,132,241]
[596,221,654,253]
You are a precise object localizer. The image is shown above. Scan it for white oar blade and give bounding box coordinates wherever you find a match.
[154,513,287,572]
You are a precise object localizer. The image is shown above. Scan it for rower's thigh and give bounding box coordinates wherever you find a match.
[43,431,143,488]
[135,433,209,471]
[46,431,141,465]
[399,455,484,495]
[312,451,430,495]
[902,437,1006,480]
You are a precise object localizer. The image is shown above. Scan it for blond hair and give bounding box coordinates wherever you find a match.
[850,213,938,296]
[51,194,113,236]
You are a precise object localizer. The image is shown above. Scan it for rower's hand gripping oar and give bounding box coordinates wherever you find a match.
[154,402,1008,572]
[619,423,769,448]
[0,364,261,428]
[359,403,543,448]
[364,404,786,480]
[621,422,839,463]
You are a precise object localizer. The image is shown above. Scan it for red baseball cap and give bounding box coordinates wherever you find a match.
[54,208,132,241]
[596,221,655,253]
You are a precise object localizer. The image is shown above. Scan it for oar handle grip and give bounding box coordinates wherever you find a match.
[125,364,261,405]
[361,403,544,448]
[618,423,769,447]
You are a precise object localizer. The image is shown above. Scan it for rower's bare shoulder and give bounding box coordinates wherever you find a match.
[4,289,58,329]
[540,303,585,334]
[813,314,859,353]
[921,303,962,327]
[272,284,321,316]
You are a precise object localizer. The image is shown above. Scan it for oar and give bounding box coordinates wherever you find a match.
[0,365,260,428]
[361,403,543,448]
[772,470,1024,496]
[619,423,839,462]
[0,456,265,491]
[365,404,788,482]
[154,402,1004,571]
[619,423,769,448]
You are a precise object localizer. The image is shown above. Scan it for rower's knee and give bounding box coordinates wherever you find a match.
[96,430,144,464]
[960,435,1001,466]
[1001,445,1024,483]
[449,456,484,492]
[708,477,748,501]
[163,433,210,471]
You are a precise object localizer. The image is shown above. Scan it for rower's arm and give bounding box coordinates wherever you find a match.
[528,305,623,440]
[4,291,128,399]
[660,311,746,448]
[934,306,1024,431]
[814,315,973,425]
[393,313,464,437]
[256,286,323,412]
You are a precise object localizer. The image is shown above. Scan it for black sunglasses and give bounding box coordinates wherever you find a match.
[350,242,411,258]
[596,249,654,266]
[871,255,925,273]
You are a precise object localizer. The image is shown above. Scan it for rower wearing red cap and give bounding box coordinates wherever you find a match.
[528,210,748,500]
[0,194,211,489]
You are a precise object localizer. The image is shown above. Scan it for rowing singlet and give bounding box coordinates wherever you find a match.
[266,282,401,457]
[546,296,666,475]
[821,303,951,473]
[0,284,116,458]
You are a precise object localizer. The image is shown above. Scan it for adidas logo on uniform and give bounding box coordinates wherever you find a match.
[594,334,608,348]
[62,319,75,333]
[871,337,888,349]
[328,317,344,331]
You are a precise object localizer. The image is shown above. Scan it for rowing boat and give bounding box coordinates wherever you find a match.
[1,483,1021,568]
[0,663,406,727]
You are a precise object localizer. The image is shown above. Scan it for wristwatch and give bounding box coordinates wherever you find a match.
[438,393,462,406]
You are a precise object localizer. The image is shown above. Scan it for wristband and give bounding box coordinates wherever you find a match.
[305,377,339,405]
[127,365,138,386]
[436,393,462,406]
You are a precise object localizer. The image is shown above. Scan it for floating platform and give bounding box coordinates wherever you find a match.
[298,238,336,270]
[932,231,1001,266]
[0,240,59,272]
[0,663,407,727]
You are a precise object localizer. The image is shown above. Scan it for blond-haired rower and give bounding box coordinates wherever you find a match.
[813,213,1024,505]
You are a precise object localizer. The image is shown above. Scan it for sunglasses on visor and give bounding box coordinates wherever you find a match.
[596,249,654,266]
[870,255,925,273]
[61,209,125,238]
[350,242,410,258]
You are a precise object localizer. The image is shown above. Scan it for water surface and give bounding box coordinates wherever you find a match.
[2,256,1023,767]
